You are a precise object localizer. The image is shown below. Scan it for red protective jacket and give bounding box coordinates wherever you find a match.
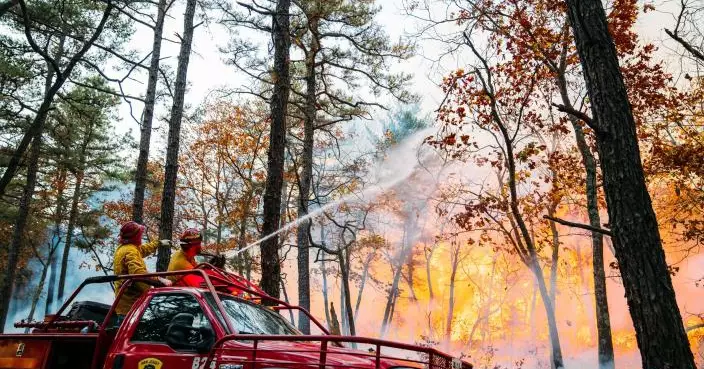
[174,268,245,297]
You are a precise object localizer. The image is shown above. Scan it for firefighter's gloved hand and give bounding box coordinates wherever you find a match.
[159,239,172,247]
[211,254,226,268]
[157,277,173,287]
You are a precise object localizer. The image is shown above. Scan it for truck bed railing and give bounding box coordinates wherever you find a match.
[19,264,329,337]
[205,335,472,369]
[27,267,240,334]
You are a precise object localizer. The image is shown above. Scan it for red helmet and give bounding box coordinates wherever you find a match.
[119,221,145,245]
[179,228,202,248]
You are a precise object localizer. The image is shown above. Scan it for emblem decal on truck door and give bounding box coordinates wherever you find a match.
[15,343,25,357]
[138,358,163,369]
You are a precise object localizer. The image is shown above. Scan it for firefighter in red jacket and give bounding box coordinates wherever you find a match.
[167,228,203,283]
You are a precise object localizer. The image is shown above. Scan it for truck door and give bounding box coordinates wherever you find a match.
[106,293,217,369]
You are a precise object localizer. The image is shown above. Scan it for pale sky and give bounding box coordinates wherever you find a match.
[110,0,689,155]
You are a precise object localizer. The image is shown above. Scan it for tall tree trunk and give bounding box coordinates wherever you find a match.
[0,130,43,332]
[157,0,196,271]
[547,206,560,307]
[380,263,402,337]
[321,255,332,329]
[236,215,248,275]
[445,249,459,342]
[57,170,84,302]
[557,70,614,368]
[529,262,562,369]
[425,244,435,300]
[339,250,356,336]
[405,261,418,302]
[280,279,295,324]
[353,253,373,322]
[44,168,67,314]
[259,0,291,300]
[26,262,49,331]
[388,286,398,329]
[296,19,318,334]
[0,30,68,329]
[132,0,168,223]
[529,280,538,344]
[565,1,695,368]
[575,122,614,369]
[492,86,564,367]
[43,237,60,316]
[26,242,59,330]
[339,274,347,335]
[329,302,341,336]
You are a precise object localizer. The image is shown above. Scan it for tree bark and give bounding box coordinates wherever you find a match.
[57,170,84,302]
[556,69,617,369]
[565,1,695,368]
[329,302,341,335]
[529,262,562,369]
[353,253,373,322]
[404,259,418,302]
[425,244,435,300]
[157,0,196,271]
[26,248,54,332]
[296,16,318,334]
[280,279,295,324]
[132,0,168,224]
[445,248,459,342]
[339,250,355,336]
[339,272,347,335]
[44,168,67,315]
[321,255,332,329]
[0,129,43,332]
[380,262,402,337]
[570,109,615,369]
[547,206,560,308]
[57,112,94,302]
[259,0,291,300]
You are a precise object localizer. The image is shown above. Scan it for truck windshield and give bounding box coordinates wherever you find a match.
[208,295,300,336]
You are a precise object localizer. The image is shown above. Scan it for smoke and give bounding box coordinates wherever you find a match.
[4,183,126,332]
[228,126,440,257]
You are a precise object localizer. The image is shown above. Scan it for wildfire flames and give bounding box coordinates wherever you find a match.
[279,177,704,368]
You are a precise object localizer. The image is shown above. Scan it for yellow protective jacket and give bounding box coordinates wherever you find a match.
[166,250,197,282]
[112,240,159,315]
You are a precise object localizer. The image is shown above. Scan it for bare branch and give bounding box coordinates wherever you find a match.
[543,215,612,236]
[665,28,704,62]
[552,103,595,127]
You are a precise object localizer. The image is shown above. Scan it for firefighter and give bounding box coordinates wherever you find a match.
[113,221,172,319]
[166,228,203,283]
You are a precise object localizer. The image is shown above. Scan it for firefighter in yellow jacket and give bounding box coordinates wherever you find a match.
[113,221,172,318]
[166,228,203,283]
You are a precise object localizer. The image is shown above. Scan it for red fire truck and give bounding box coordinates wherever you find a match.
[0,264,472,369]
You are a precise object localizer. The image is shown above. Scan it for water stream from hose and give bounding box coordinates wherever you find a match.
[226,127,436,258]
